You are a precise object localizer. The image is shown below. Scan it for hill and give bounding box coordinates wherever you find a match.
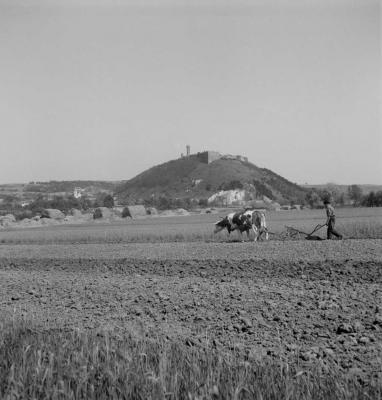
[115,153,307,205]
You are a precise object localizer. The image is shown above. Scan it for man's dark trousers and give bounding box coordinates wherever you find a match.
[327,217,342,239]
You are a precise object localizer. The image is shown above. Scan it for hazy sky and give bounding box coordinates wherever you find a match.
[0,0,380,185]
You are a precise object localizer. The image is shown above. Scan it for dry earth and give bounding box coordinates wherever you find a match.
[0,239,381,384]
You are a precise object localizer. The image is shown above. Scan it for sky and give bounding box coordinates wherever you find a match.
[0,0,380,185]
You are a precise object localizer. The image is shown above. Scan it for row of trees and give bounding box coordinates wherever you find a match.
[362,191,382,207]
[305,185,382,208]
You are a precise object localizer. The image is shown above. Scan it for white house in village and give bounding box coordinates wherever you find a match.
[73,187,83,199]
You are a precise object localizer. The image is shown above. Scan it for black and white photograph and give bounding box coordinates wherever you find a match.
[0,0,381,398]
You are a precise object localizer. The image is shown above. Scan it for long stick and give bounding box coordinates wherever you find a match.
[285,224,325,237]
[308,223,326,236]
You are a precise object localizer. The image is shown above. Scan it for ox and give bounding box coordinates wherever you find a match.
[242,209,269,241]
[214,210,269,241]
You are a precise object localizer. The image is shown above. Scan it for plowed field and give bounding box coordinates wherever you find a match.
[1,239,381,385]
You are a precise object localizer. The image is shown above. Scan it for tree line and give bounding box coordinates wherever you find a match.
[305,185,382,208]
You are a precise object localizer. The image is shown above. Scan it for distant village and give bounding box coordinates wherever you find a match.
[0,181,114,210]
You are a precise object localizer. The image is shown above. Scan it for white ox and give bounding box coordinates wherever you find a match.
[214,209,269,241]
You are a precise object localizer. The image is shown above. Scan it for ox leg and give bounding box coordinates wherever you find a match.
[246,230,251,241]
[252,226,258,242]
[259,227,269,241]
[258,228,263,241]
[264,229,269,241]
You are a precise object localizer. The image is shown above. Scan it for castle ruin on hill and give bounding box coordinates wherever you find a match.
[181,145,248,164]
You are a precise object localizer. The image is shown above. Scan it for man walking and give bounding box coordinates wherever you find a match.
[324,200,343,240]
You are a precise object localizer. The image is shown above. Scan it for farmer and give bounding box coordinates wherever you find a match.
[324,200,343,240]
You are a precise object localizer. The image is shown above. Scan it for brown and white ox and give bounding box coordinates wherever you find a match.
[213,210,269,241]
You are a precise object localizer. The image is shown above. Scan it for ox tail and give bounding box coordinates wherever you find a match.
[260,212,267,228]
[260,212,269,240]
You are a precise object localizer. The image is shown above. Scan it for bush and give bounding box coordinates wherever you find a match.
[93,208,103,219]
[157,196,172,210]
[14,210,33,221]
[198,198,208,207]
[122,207,131,218]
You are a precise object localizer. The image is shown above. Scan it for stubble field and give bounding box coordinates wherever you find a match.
[0,208,381,399]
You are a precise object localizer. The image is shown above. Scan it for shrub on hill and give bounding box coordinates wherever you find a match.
[102,194,114,208]
[252,179,274,200]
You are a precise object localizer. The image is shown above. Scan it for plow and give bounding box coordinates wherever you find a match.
[269,223,327,241]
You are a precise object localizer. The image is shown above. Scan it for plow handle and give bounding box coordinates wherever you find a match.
[308,223,326,236]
